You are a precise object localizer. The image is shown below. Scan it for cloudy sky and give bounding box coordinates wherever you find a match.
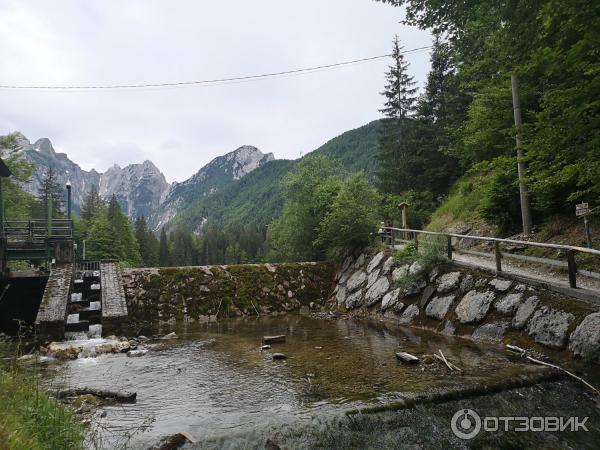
[0,0,431,183]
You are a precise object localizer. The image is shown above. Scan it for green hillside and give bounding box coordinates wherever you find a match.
[175,120,382,230]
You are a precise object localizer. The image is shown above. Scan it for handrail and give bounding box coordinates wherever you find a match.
[382,226,600,289]
[2,219,73,239]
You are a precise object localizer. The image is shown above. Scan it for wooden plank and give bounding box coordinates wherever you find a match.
[395,352,419,364]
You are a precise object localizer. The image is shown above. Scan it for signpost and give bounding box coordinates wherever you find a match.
[575,203,592,249]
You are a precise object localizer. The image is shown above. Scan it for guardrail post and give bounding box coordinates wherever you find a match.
[414,232,419,250]
[446,235,452,260]
[391,229,395,247]
[494,241,502,273]
[567,250,577,288]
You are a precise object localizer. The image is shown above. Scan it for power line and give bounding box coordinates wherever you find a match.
[0,45,432,91]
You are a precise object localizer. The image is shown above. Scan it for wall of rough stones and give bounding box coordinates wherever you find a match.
[122,262,335,329]
[330,250,600,362]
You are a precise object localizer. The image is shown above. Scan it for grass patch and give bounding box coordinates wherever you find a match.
[0,342,84,450]
[393,236,448,289]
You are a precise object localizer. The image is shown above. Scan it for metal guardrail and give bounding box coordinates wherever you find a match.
[74,260,100,272]
[382,227,600,289]
[3,219,73,241]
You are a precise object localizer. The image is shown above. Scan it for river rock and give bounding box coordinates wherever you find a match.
[95,340,131,354]
[335,286,347,305]
[365,277,390,307]
[381,288,401,311]
[163,332,178,339]
[45,342,81,360]
[489,278,512,292]
[272,353,287,360]
[345,290,364,309]
[392,265,409,282]
[381,256,395,275]
[398,304,420,324]
[436,272,461,293]
[354,253,366,269]
[420,285,436,308]
[472,322,509,342]
[127,349,148,357]
[154,431,195,450]
[512,296,539,329]
[495,293,523,315]
[367,251,386,273]
[568,313,600,360]
[526,306,574,348]
[425,295,456,320]
[455,290,496,324]
[367,269,381,289]
[459,274,475,293]
[346,271,367,292]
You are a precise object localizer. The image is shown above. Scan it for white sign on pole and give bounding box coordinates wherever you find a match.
[575,203,589,216]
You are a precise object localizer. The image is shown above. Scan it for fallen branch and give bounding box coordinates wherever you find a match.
[435,350,462,373]
[250,299,260,317]
[526,356,600,397]
[53,388,137,403]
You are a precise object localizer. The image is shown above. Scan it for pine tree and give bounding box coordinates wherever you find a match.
[33,167,64,219]
[106,195,141,265]
[80,185,104,222]
[158,227,170,266]
[135,216,159,267]
[377,35,419,195]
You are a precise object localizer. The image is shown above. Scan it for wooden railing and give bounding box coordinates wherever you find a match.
[3,219,73,242]
[382,227,600,289]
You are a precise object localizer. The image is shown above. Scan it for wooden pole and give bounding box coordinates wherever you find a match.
[511,74,533,235]
[446,235,453,260]
[494,241,502,273]
[567,250,577,288]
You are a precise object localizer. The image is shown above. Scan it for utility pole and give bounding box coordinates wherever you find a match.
[511,74,532,235]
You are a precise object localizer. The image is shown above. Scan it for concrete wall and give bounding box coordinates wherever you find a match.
[331,250,600,362]
[122,262,335,331]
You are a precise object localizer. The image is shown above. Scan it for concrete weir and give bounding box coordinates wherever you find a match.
[35,264,72,341]
[100,261,128,335]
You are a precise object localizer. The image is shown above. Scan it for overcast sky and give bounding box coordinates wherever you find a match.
[0,0,431,183]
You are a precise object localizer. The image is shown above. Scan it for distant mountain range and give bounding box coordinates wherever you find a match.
[5,120,381,232]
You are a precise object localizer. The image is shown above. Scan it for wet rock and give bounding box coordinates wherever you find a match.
[154,431,195,450]
[442,320,456,335]
[428,266,441,282]
[127,349,148,357]
[568,313,600,360]
[367,251,386,273]
[495,293,524,315]
[346,271,367,292]
[46,342,81,360]
[272,353,287,360]
[436,272,461,294]
[365,277,390,307]
[96,340,130,354]
[399,304,420,324]
[354,253,366,269]
[420,285,436,308]
[345,290,364,309]
[381,288,401,311]
[392,265,409,282]
[489,278,512,292]
[425,295,456,320]
[459,274,475,293]
[381,256,396,275]
[455,290,496,324]
[163,332,178,340]
[367,269,381,289]
[527,306,574,348]
[472,322,509,342]
[512,296,539,329]
[261,344,271,350]
[408,261,424,276]
[335,286,347,305]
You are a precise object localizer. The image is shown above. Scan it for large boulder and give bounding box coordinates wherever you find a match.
[381,256,396,275]
[381,288,401,311]
[345,290,364,309]
[455,290,496,324]
[425,295,456,320]
[367,252,386,273]
[365,277,390,307]
[346,271,367,292]
[367,269,381,289]
[512,296,539,329]
[335,286,347,306]
[436,272,461,294]
[526,306,574,348]
[399,304,420,324]
[495,293,524,315]
[568,313,600,360]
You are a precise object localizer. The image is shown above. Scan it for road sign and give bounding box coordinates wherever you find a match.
[576,203,589,216]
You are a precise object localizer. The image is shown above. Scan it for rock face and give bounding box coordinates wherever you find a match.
[366,252,385,273]
[455,290,495,324]
[365,277,390,307]
[526,306,574,348]
[425,295,456,320]
[568,313,600,360]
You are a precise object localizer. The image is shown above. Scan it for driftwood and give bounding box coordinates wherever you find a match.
[505,344,599,397]
[434,350,462,372]
[263,335,286,344]
[54,388,137,403]
[395,352,419,364]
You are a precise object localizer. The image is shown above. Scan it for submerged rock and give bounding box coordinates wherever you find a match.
[127,349,148,357]
[272,353,287,360]
[398,304,420,324]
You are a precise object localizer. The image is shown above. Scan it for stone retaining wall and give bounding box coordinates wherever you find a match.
[122,262,335,329]
[330,250,600,362]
